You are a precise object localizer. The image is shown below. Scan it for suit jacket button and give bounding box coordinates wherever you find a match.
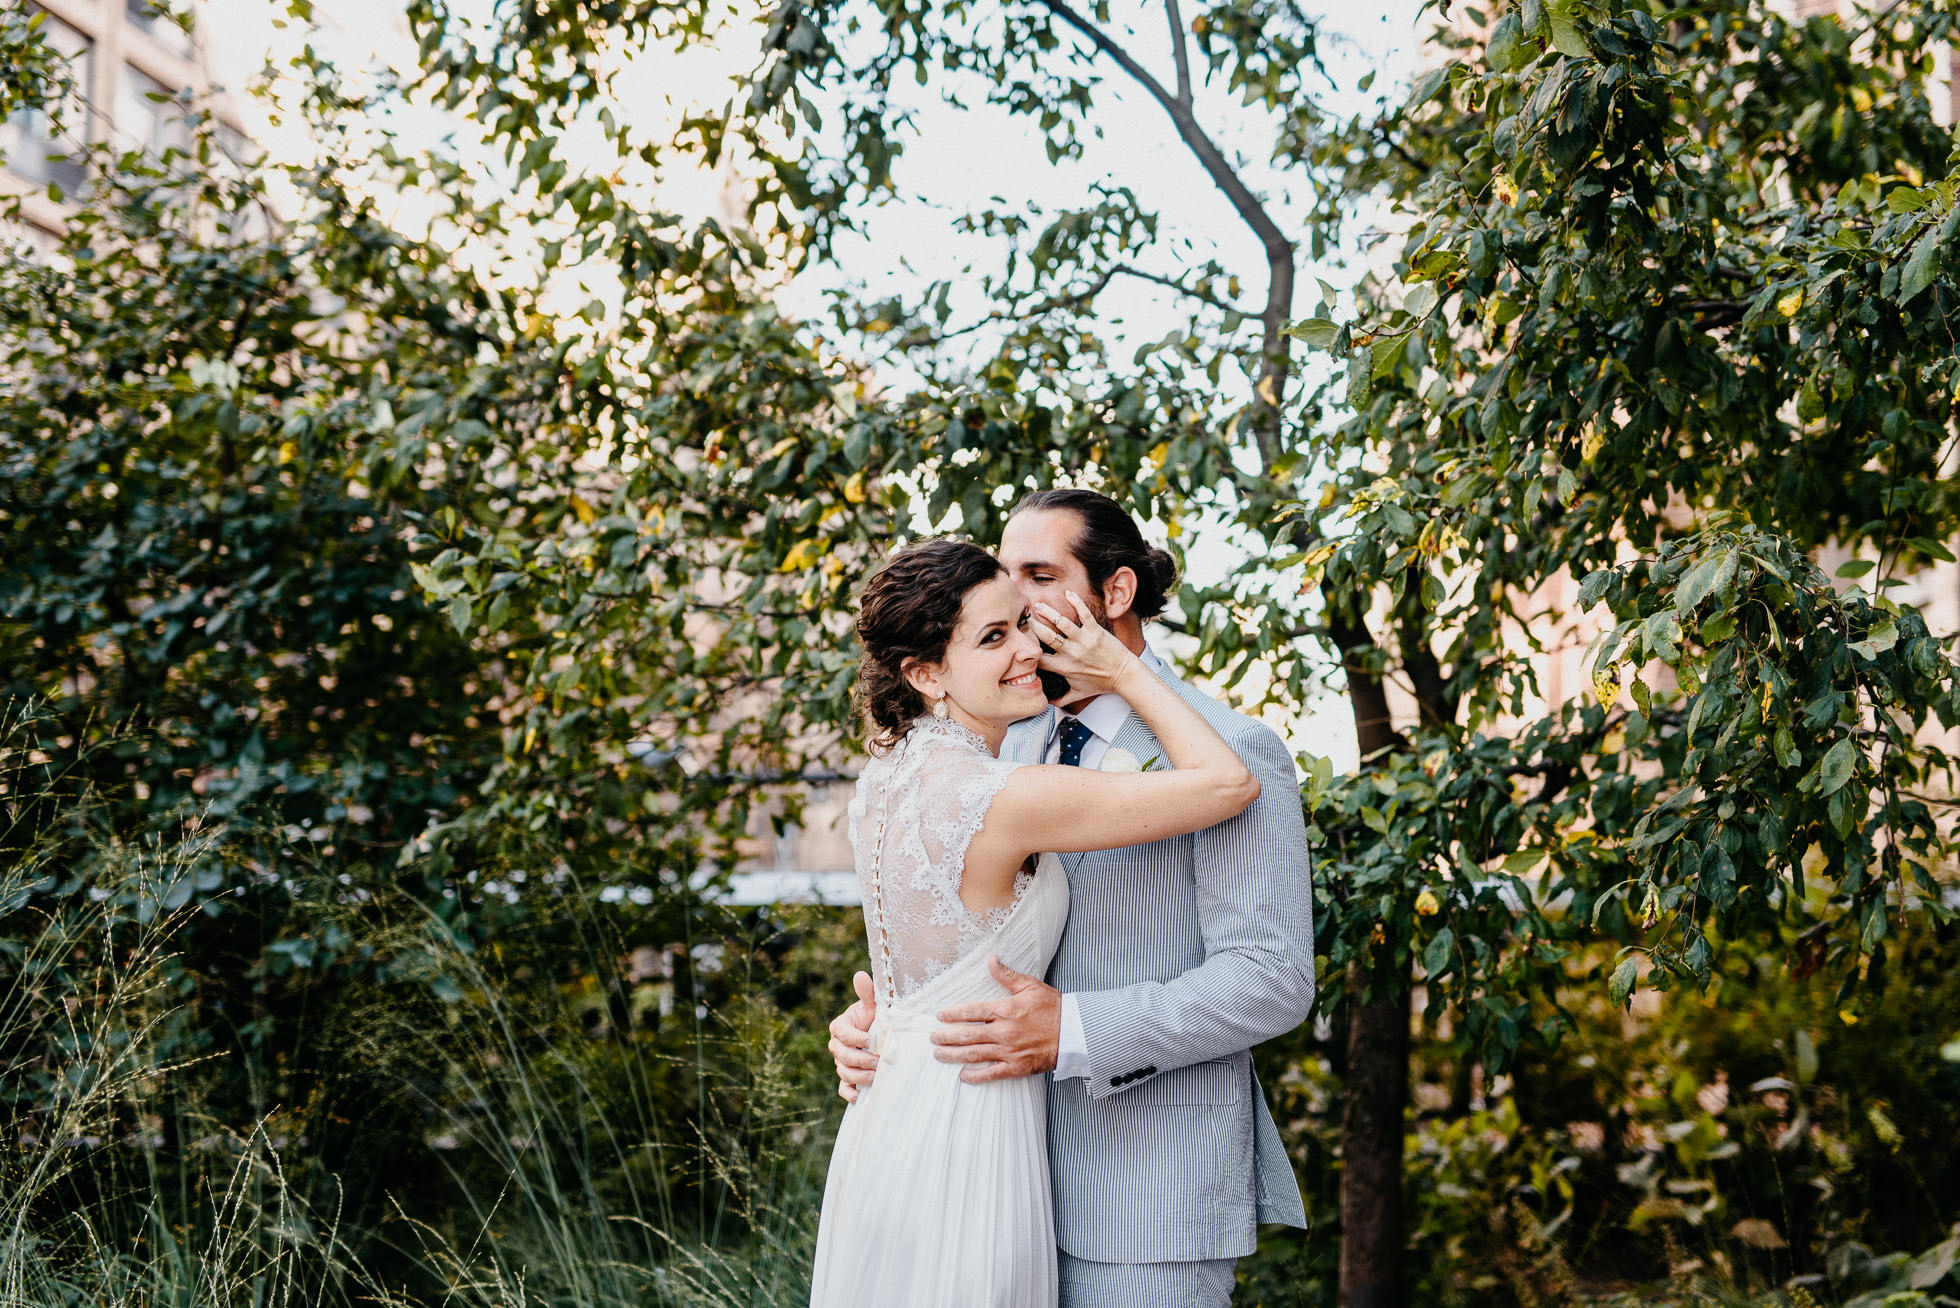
[1139,1066,1156,1077]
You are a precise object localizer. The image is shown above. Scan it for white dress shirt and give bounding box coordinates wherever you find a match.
[1046,645,1169,1080]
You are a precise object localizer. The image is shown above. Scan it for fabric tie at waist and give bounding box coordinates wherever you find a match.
[869,1010,938,1059]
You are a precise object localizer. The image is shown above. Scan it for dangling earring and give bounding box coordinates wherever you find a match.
[932,692,950,719]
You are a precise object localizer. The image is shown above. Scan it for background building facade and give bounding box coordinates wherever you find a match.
[0,0,257,250]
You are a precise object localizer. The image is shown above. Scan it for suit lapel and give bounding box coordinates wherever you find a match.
[1003,706,1059,766]
[1109,710,1164,773]
[1061,671,1176,876]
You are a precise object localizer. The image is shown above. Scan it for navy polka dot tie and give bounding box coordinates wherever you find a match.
[1057,716,1095,767]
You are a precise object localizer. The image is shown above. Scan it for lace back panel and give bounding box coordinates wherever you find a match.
[847,717,1032,1004]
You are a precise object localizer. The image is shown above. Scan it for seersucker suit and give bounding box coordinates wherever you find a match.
[999,655,1316,1294]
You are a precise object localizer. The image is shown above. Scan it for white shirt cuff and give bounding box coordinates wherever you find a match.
[1052,992,1091,1080]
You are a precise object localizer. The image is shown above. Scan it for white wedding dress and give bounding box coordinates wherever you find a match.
[809,715,1068,1308]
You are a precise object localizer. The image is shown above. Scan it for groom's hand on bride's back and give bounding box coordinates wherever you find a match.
[829,970,879,1103]
[929,956,1061,1083]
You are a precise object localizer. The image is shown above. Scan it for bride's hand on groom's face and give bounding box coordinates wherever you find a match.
[1029,591,1133,701]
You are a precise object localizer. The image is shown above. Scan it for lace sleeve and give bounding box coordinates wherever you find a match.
[848,718,1029,1002]
[909,737,1023,886]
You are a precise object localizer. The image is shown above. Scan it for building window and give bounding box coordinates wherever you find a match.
[114,65,191,161]
[1,9,92,198]
[125,0,195,59]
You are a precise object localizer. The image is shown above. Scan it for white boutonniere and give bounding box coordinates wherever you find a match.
[1099,748,1161,773]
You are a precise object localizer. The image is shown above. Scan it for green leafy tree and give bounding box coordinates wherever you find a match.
[0,0,825,1230]
[364,0,1960,1297]
[1290,0,1960,1295]
[9,0,1960,1299]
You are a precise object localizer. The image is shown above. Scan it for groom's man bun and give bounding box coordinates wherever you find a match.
[1009,487,1180,619]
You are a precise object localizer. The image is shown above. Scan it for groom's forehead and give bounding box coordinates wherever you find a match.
[1001,509,1087,569]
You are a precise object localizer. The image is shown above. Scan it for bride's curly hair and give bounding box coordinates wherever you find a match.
[854,539,1005,754]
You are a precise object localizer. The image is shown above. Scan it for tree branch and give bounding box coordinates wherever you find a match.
[932,261,1246,340]
[1163,0,1193,106]
[1325,606,1408,762]
[1399,625,1456,728]
[1373,118,1425,172]
[1036,0,1296,468]
[1679,298,1750,328]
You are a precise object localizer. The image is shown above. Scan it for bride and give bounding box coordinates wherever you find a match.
[808,538,1260,1307]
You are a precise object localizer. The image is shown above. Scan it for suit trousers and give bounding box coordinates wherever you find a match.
[1057,1251,1237,1307]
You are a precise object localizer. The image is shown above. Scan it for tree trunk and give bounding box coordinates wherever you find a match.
[1340,959,1410,1308]
[1448,1043,1476,1118]
[1328,606,1413,1307]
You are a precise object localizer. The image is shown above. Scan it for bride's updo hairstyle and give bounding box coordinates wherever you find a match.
[854,539,1006,754]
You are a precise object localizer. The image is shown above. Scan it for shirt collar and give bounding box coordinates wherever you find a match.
[1064,644,1166,744]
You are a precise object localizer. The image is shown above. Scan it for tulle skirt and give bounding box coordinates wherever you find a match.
[808,1009,1058,1307]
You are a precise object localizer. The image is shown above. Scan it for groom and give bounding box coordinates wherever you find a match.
[829,488,1317,1306]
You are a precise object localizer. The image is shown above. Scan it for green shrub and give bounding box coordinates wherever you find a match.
[0,707,850,1307]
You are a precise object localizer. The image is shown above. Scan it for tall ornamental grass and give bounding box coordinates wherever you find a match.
[0,706,834,1308]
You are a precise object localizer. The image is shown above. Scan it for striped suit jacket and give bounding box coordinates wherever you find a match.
[1002,660,1315,1264]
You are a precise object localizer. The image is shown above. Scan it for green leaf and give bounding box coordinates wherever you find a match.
[1545,0,1590,58]
[1423,926,1455,976]
[1835,558,1875,579]
[1901,226,1943,303]
[1674,550,1725,617]
[843,423,872,468]
[1409,65,1450,106]
[1486,12,1528,71]
[1908,537,1956,564]
[1797,375,1825,423]
[1885,185,1925,213]
[1816,735,1856,796]
[1643,609,1682,663]
[1370,334,1404,381]
[1502,848,1544,875]
[1609,954,1639,1009]
[1286,317,1340,349]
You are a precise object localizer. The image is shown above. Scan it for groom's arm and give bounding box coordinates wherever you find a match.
[1070,722,1316,1101]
